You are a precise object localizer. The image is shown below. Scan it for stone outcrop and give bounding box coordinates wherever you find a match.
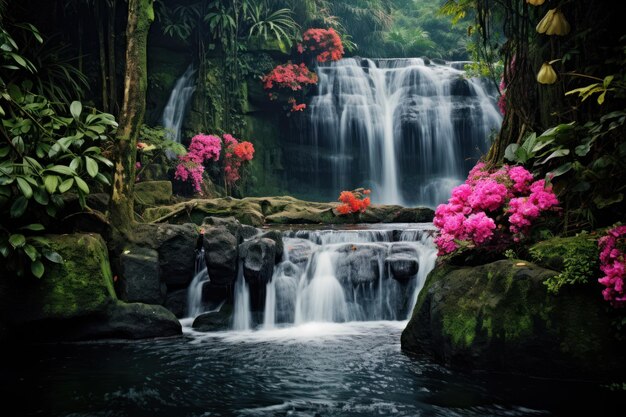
[0,233,181,341]
[401,259,626,378]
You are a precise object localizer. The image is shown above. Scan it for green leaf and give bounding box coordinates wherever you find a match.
[575,143,591,157]
[538,149,570,165]
[571,181,590,192]
[20,223,44,231]
[33,187,49,205]
[16,177,33,199]
[44,175,59,194]
[46,165,76,176]
[31,259,44,278]
[74,176,89,194]
[23,244,37,262]
[10,196,28,217]
[504,143,519,162]
[58,178,74,193]
[8,233,26,248]
[70,157,81,172]
[93,155,113,168]
[70,101,82,119]
[95,173,110,186]
[549,162,572,178]
[0,146,10,157]
[85,156,98,178]
[43,249,63,264]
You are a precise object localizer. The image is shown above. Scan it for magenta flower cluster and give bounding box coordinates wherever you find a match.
[174,134,222,193]
[433,163,559,255]
[598,226,626,307]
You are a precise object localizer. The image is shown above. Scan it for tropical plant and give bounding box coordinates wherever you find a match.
[1,22,117,278]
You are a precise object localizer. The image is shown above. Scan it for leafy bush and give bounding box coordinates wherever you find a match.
[1,21,116,278]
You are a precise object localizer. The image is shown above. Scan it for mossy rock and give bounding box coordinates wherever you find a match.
[401,259,626,378]
[135,181,173,209]
[143,196,434,226]
[529,233,598,272]
[0,233,116,323]
[0,233,182,341]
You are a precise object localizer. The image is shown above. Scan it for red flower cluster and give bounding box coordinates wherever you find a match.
[288,97,306,112]
[336,189,371,215]
[223,134,255,186]
[262,63,318,91]
[299,28,345,62]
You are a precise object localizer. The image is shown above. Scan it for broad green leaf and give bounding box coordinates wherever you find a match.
[31,260,44,278]
[33,187,49,205]
[571,181,590,192]
[85,156,98,178]
[23,244,37,262]
[44,175,59,194]
[43,248,63,264]
[8,233,26,248]
[16,177,33,199]
[549,162,572,178]
[10,196,28,217]
[74,176,89,194]
[58,178,74,193]
[93,155,113,168]
[504,143,519,162]
[70,157,81,172]
[538,149,570,165]
[594,193,623,209]
[70,101,82,119]
[20,223,44,231]
[46,165,76,176]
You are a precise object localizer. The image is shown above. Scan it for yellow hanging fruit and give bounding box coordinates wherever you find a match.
[536,9,571,35]
[526,0,546,5]
[537,62,558,84]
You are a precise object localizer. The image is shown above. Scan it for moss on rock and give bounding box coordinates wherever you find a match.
[401,259,625,378]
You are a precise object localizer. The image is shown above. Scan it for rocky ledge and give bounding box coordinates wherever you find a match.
[141,195,434,227]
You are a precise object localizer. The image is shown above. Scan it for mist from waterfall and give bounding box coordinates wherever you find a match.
[161,64,196,143]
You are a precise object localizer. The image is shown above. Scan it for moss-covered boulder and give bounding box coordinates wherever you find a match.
[0,233,181,341]
[135,180,173,209]
[142,196,434,226]
[401,259,625,378]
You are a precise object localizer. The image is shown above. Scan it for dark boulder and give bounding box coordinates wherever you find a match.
[241,224,260,240]
[119,247,166,305]
[260,230,284,262]
[239,238,276,286]
[203,225,239,285]
[164,288,188,318]
[334,243,386,285]
[192,304,233,332]
[201,281,232,308]
[385,255,419,281]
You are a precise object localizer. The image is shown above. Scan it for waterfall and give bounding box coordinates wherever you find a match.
[186,248,208,318]
[260,225,437,328]
[300,58,502,207]
[232,265,252,331]
[161,64,196,143]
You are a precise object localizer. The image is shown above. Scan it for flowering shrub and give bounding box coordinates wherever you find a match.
[174,134,221,193]
[262,63,318,91]
[598,226,626,307]
[298,28,345,62]
[336,189,371,215]
[433,163,559,255]
[223,134,255,186]
[262,63,318,112]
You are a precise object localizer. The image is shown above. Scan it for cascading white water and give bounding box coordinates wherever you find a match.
[161,64,196,143]
[232,265,252,331]
[260,225,437,328]
[305,58,502,207]
[186,248,208,318]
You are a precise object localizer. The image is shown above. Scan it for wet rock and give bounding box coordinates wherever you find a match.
[192,305,233,332]
[201,281,232,307]
[284,239,316,269]
[164,289,188,318]
[239,238,276,286]
[334,244,386,285]
[385,255,419,281]
[241,224,260,240]
[260,230,284,262]
[119,247,166,305]
[203,226,239,285]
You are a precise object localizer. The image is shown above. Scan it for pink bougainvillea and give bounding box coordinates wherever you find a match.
[598,226,626,307]
[433,163,559,255]
[262,63,318,91]
[174,134,222,193]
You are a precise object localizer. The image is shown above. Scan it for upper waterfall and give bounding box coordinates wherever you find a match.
[296,57,502,207]
[161,64,196,143]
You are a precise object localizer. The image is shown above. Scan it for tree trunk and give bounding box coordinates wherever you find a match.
[109,0,154,232]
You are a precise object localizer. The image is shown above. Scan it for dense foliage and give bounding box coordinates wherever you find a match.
[1,19,116,278]
[598,226,626,307]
